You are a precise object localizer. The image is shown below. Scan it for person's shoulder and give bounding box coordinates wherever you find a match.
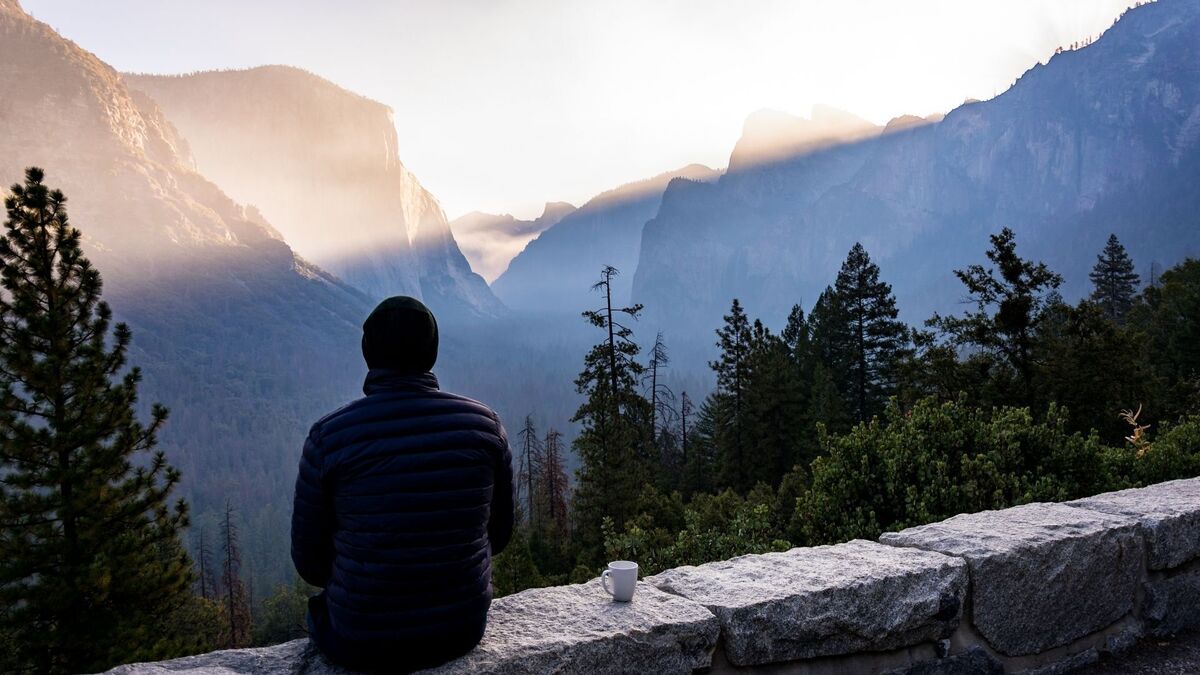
[438,390,502,423]
[308,396,373,441]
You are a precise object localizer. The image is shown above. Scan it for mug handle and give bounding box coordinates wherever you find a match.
[601,570,613,597]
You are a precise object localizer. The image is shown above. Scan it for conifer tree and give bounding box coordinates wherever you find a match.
[196,527,216,601]
[1089,233,1139,321]
[741,320,805,487]
[0,168,193,673]
[831,243,909,422]
[538,429,570,538]
[219,502,251,648]
[930,227,1062,407]
[517,415,542,528]
[646,332,676,450]
[570,266,652,565]
[710,299,752,488]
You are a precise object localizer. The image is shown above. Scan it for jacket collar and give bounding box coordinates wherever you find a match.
[363,369,440,396]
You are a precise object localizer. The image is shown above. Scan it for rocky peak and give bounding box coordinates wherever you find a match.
[729,105,880,170]
[126,67,503,317]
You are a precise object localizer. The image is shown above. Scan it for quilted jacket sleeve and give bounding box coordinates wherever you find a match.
[488,414,515,557]
[291,425,335,587]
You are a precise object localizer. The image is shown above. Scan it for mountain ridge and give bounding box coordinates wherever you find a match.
[632,0,1200,336]
[125,66,503,318]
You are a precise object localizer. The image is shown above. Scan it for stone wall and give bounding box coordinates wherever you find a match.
[109,477,1200,675]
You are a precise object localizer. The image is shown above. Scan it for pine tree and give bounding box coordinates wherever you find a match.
[831,243,909,423]
[645,332,676,451]
[219,502,251,648]
[570,266,652,565]
[807,287,852,433]
[930,227,1062,408]
[196,527,216,601]
[741,320,805,487]
[1089,234,1139,321]
[516,415,542,528]
[538,429,570,539]
[710,299,753,489]
[0,168,193,673]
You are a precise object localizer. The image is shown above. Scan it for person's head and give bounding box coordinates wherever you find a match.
[361,296,439,373]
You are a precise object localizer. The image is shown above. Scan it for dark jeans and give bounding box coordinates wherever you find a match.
[306,593,484,673]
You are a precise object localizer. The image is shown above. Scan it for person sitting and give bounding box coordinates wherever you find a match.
[290,296,514,672]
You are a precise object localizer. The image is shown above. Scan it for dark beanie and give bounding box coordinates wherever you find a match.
[361,296,439,373]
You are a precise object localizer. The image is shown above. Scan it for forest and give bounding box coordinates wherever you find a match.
[485,229,1200,597]
[2,167,1199,672]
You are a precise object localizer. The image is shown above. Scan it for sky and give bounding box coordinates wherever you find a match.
[25,0,1137,221]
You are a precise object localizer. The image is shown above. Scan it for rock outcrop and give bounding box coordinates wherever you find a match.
[126,67,503,319]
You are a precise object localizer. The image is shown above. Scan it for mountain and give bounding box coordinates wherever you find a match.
[451,201,576,282]
[0,0,376,588]
[634,0,1200,335]
[728,105,880,171]
[125,67,503,319]
[492,164,719,313]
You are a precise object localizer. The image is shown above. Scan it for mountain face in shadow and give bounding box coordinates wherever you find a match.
[0,1,374,586]
[126,67,503,320]
[451,201,577,283]
[492,164,719,313]
[633,0,1200,335]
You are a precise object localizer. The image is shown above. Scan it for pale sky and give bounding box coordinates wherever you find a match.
[25,0,1137,220]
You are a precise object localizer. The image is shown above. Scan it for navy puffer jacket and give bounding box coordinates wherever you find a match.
[291,369,514,671]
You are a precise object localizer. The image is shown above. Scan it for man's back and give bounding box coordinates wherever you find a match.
[291,297,514,672]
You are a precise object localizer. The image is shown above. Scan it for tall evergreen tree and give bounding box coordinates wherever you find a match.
[219,503,251,648]
[570,266,652,565]
[645,332,676,451]
[807,287,852,433]
[930,227,1062,407]
[831,243,909,423]
[516,415,542,528]
[740,320,805,488]
[1089,234,1139,321]
[196,527,216,601]
[710,299,753,488]
[0,168,193,673]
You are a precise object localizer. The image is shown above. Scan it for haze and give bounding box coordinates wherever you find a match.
[25,0,1135,221]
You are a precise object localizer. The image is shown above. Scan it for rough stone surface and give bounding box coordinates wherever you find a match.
[1067,477,1200,570]
[1144,565,1200,638]
[421,580,719,674]
[646,539,967,667]
[108,580,718,675]
[880,502,1144,657]
[105,639,325,674]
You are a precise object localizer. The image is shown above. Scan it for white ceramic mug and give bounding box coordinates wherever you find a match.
[601,560,638,602]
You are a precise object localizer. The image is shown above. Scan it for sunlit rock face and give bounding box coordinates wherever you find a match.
[126,67,503,319]
[634,0,1200,335]
[491,164,719,313]
[0,1,371,587]
[450,201,577,283]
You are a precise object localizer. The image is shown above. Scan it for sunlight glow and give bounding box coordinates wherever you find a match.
[25,0,1136,220]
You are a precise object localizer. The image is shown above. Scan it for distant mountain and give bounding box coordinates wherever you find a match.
[728,105,880,171]
[634,0,1200,335]
[451,201,577,282]
[492,164,719,313]
[0,0,375,587]
[126,67,503,319]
